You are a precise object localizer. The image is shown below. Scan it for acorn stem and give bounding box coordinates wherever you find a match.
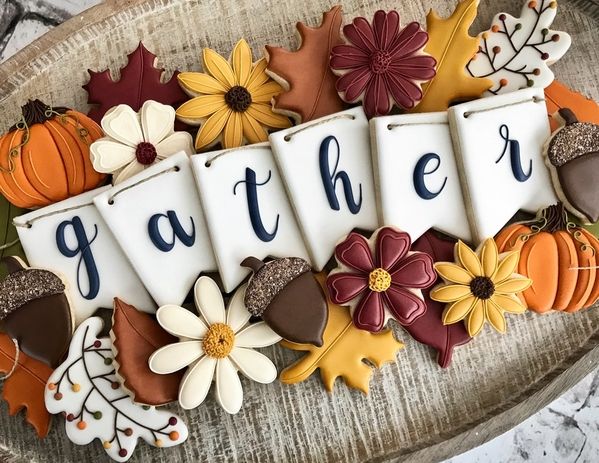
[241,257,265,273]
[558,108,579,126]
[1,256,27,275]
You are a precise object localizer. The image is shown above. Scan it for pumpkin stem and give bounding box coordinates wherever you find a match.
[18,99,69,127]
[542,203,568,233]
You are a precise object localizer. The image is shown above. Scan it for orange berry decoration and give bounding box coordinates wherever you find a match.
[528,1,537,8]
[47,383,56,390]
[77,421,87,430]
[103,441,112,449]
[169,431,180,441]
[71,383,81,392]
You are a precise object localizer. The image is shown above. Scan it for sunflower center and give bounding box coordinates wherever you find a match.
[135,142,158,165]
[225,85,252,112]
[368,268,392,293]
[202,323,235,359]
[370,51,392,74]
[470,276,495,300]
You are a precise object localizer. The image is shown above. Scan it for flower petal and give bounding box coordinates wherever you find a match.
[246,103,291,129]
[112,160,146,185]
[457,240,482,277]
[231,39,253,86]
[223,110,243,149]
[250,81,283,103]
[176,95,227,121]
[178,355,217,409]
[242,113,269,144]
[156,304,209,339]
[480,239,499,278]
[391,253,436,289]
[101,104,144,147]
[336,68,371,102]
[343,18,377,53]
[215,357,243,414]
[140,100,175,145]
[148,341,204,374]
[372,10,400,50]
[330,45,370,69]
[389,24,428,58]
[229,347,277,383]
[327,273,369,304]
[495,277,532,294]
[195,106,231,150]
[466,299,485,337]
[334,232,374,272]
[385,72,421,109]
[178,72,227,95]
[365,74,391,117]
[155,131,195,158]
[353,290,385,332]
[194,276,226,325]
[226,284,251,332]
[202,47,236,88]
[442,296,477,324]
[485,299,507,333]
[382,286,426,325]
[430,284,471,303]
[235,322,281,348]
[493,251,520,282]
[491,293,527,314]
[435,263,473,285]
[90,139,136,172]
[376,227,410,271]
[246,59,270,92]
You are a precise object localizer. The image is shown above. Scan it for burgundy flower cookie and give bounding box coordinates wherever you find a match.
[327,227,436,332]
[330,10,436,118]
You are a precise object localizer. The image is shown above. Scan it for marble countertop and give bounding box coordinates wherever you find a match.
[1,1,598,462]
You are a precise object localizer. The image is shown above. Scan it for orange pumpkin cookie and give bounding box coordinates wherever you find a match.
[496,203,599,313]
[0,99,105,209]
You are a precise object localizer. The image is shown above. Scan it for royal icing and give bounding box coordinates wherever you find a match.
[467,0,571,96]
[544,109,599,224]
[448,88,557,244]
[371,112,472,242]
[176,39,290,151]
[431,238,531,337]
[191,143,310,292]
[45,317,188,462]
[149,277,281,413]
[330,10,436,118]
[93,152,217,307]
[90,101,194,184]
[14,187,154,325]
[327,227,436,333]
[269,107,378,270]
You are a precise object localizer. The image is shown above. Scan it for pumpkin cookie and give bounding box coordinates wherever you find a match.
[176,39,291,151]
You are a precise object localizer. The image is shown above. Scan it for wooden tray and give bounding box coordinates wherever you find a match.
[0,0,598,462]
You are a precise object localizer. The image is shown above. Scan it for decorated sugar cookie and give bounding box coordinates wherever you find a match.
[176,39,291,150]
[45,317,188,462]
[265,6,345,123]
[0,99,105,209]
[496,203,599,313]
[545,80,599,131]
[84,43,188,126]
[90,100,194,184]
[467,0,571,95]
[0,256,73,368]
[431,239,531,337]
[330,10,436,118]
[242,256,328,346]
[149,277,281,413]
[327,227,436,333]
[544,108,599,224]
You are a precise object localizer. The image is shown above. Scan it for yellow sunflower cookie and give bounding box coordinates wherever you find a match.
[176,39,291,150]
[430,238,532,337]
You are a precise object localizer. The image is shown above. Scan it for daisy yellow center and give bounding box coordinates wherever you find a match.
[470,276,495,300]
[368,268,392,293]
[225,85,252,112]
[202,323,235,359]
[135,142,157,165]
[370,51,391,74]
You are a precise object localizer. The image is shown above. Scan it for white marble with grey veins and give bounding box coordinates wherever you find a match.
[0,1,598,462]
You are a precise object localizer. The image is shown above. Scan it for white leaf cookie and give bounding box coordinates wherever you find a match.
[45,317,188,462]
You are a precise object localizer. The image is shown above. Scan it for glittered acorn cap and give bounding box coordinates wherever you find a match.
[547,108,599,167]
[241,256,328,346]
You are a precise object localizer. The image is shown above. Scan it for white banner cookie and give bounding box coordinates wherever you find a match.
[269,107,378,270]
[14,187,154,325]
[94,152,216,306]
[192,143,310,292]
[371,112,471,242]
[448,88,557,243]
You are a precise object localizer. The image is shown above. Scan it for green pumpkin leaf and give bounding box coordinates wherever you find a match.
[0,195,26,279]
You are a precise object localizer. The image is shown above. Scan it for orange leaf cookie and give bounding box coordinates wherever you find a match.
[545,80,599,131]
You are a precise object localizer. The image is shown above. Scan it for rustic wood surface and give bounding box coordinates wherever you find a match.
[0,0,598,462]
